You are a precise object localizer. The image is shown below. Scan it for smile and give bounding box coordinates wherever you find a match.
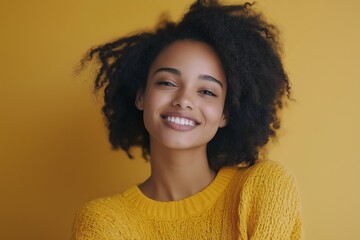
[165,116,196,126]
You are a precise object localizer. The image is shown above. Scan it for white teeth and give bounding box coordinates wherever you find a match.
[166,116,196,126]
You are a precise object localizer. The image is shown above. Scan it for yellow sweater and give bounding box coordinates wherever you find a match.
[72,160,303,239]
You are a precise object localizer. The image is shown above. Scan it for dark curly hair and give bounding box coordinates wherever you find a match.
[81,0,291,171]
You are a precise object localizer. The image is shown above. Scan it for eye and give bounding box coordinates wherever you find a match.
[156,81,176,87]
[199,89,217,97]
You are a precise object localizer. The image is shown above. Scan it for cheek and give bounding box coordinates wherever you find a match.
[202,103,225,123]
[143,91,168,111]
[142,90,170,128]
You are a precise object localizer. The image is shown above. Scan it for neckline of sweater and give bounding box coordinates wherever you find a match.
[121,166,238,219]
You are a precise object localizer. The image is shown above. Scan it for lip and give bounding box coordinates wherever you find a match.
[160,112,201,131]
[160,112,200,125]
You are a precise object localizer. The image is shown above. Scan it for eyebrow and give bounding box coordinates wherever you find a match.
[153,67,223,88]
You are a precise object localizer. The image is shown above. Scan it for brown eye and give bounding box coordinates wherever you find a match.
[200,89,217,97]
[157,81,176,87]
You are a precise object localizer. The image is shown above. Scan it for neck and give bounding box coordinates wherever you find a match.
[139,140,216,202]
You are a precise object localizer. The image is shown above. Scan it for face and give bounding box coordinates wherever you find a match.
[136,40,227,151]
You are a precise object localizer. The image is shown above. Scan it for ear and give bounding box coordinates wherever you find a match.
[135,90,144,110]
[219,113,228,128]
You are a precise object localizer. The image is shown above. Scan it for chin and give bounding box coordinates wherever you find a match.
[156,136,208,151]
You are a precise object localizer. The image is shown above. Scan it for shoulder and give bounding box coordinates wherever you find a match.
[77,194,126,218]
[238,159,291,175]
[233,160,300,208]
[236,160,296,188]
[72,194,132,240]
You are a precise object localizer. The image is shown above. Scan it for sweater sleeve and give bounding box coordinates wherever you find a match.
[71,199,122,240]
[237,161,303,240]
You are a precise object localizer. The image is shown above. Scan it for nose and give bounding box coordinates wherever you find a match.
[171,88,193,110]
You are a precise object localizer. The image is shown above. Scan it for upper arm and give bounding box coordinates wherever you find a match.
[237,161,303,240]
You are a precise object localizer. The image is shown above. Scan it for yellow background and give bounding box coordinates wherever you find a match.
[1,0,359,239]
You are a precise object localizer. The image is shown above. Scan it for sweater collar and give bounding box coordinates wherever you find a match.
[121,166,238,219]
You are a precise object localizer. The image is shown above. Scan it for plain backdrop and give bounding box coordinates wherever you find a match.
[1,0,359,239]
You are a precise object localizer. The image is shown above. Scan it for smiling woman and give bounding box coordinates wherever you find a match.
[72,0,303,239]
[137,40,227,152]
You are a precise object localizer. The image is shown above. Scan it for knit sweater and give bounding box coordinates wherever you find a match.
[72,160,303,239]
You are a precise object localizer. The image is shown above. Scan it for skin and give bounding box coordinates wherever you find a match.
[136,40,227,201]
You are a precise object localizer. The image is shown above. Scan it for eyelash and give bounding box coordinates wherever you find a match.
[199,89,217,97]
[156,81,217,97]
[157,81,176,87]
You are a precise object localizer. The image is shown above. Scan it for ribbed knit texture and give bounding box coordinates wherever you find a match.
[72,160,303,239]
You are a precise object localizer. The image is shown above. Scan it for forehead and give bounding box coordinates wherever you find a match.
[148,40,226,84]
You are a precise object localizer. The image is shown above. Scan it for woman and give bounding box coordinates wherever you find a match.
[72,1,303,239]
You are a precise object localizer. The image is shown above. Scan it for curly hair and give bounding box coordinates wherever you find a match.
[81,0,291,171]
